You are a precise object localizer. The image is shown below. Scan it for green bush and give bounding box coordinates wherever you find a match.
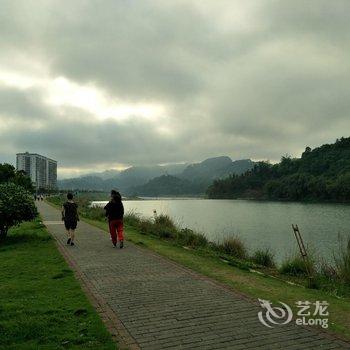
[0,183,37,239]
[154,214,176,229]
[251,249,275,267]
[177,228,208,248]
[124,211,141,227]
[84,206,105,221]
[138,218,154,235]
[279,256,314,276]
[217,237,247,259]
[154,224,177,239]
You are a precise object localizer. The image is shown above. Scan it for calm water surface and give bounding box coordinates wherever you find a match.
[92,199,350,264]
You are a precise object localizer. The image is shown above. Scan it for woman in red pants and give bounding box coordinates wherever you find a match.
[104,190,124,248]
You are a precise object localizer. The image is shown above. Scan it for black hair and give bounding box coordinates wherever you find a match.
[111,190,121,202]
[67,192,73,200]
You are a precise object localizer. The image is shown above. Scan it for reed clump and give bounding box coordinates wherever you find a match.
[279,255,314,277]
[251,249,275,268]
[216,237,247,259]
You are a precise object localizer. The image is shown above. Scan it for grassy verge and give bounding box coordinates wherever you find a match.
[0,219,116,350]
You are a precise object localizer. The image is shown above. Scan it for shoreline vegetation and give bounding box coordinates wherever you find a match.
[47,195,350,340]
[207,137,350,203]
[47,195,350,296]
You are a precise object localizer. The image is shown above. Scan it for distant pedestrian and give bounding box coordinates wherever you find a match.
[61,193,79,246]
[104,190,124,248]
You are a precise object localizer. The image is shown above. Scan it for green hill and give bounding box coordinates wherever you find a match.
[128,175,199,197]
[127,158,254,196]
[207,137,350,202]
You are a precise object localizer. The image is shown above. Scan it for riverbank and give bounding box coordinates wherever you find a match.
[46,197,350,340]
[0,219,116,349]
[84,217,350,340]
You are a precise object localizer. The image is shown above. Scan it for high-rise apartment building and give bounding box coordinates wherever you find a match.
[16,152,57,190]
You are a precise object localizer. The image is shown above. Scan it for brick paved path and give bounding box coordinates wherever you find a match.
[38,201,349,350]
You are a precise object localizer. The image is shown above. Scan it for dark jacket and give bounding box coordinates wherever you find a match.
[62,202,79,222]
[104,200,124,221]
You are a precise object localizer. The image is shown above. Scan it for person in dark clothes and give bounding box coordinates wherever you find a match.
[61,193,79,246]
[104,190,124,248]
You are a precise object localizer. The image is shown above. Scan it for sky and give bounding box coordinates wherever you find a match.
[1,0,349,179]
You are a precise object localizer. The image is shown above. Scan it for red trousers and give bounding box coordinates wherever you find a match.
[108,220,124,244]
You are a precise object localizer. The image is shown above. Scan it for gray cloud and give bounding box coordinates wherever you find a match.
[0,86,48,120]
[0,0,349,177]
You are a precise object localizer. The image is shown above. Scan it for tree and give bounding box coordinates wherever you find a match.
[302,146,312,158]
[207,137,350,202]
[0,183,37,240]
[0,163,34,192]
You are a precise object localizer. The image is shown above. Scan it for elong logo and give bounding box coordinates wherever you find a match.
[258,299,293,328]
[258,299,329,329]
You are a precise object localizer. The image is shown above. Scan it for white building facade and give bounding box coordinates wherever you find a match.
[16,152,57,190]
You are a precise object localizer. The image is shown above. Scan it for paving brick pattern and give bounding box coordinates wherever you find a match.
[38,201,350,350]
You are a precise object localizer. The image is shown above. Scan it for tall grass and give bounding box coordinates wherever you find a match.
[251,249,275,268]
[335,235,350,284]
[217,237,247,259]
[279,255,314,277]
[177,228,208,248]
[124,211,141,227]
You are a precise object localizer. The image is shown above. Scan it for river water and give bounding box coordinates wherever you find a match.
[91,199,350,265]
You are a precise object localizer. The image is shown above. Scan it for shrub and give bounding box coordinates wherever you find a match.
[138,219,154,235]
[148,214,178,239]
[124,211,141,227]
[335,236,350,284]
[84,207,105,221]
[154,225,177,239]
[177,228,208,248]
[0,183,37,239]
[251,249,275,267]
[217,237,247,259]
[154,215,176,229]
[279,256,314,277]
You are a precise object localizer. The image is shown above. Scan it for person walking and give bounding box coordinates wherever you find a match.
[61,192,79,246]
[104,190,124,248]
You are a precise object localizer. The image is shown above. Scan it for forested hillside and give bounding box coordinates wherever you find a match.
[207,137,350,202]
[127,175,199,196]
[126,158,254,196]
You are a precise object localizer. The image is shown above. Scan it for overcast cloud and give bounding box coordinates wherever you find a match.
[0,0,349,178]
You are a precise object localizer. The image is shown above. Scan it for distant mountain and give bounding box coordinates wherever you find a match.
[58,176,107,191]
[207,137,350,202]
[58,163,188,191]
[116,164,188,189]
[179,157,253,182]
[88,169,120,180]
[128,175,199,197]
[126,157,254,196]
[58,157,254,195]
